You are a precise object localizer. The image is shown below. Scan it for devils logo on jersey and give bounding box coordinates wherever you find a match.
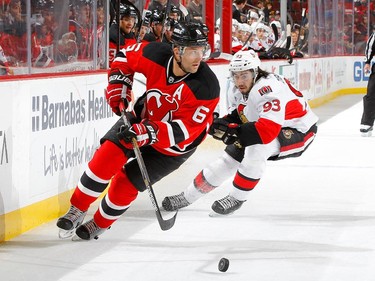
[146,89,179,121]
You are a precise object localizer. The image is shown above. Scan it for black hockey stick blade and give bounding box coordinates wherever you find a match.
[270,23,279,42]
[208,51,233,60]
[156,207,178,231]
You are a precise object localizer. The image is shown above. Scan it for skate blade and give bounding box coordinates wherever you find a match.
[361,132,372,137]
[72,234,83,241]
[209,211,234,217]
[58,229,75,239]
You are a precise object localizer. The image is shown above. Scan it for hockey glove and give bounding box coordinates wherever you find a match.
[106,68,133,115]
[117,119,158,149]
[209,118,239,145]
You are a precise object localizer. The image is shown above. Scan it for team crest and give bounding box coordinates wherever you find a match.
[146,89,179,121]
[282,129,294,139]
[258,85,272,96]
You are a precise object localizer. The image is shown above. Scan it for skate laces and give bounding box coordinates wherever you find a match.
[84,219,102,235]
[217,195,241,209]
[65,206,85,223]
[170,193,190,207]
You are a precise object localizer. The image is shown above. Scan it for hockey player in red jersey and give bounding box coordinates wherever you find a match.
[56,21,220,240]
[163,49,318,215]
[108,3,138,66]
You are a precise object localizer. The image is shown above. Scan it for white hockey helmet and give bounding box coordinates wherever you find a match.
[270,20,282,30]
[248,10,259,20]
[255,22,266,31]
[238,23,251,33]
[229,50,261,72]
[229,50,261,83]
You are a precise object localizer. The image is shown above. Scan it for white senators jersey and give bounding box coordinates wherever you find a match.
[238,73,318,144]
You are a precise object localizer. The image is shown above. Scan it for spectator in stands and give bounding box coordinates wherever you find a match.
[69,0,94,60]
[214,25,220,52]
[0,43,12,75]
[187,0,203,23]
[1,0,27,66]
[31,0,55,67]
[148,0,167,13]
[233,0,247,23]
[96,0,106,68]
[256,0,269,24]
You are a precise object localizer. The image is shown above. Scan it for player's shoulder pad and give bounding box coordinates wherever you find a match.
[186,62,220,101]
[142,42,173,66]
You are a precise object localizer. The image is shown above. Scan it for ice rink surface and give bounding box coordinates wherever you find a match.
[1,94,375,281]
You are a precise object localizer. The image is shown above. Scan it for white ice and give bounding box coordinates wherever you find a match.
[1,94,375,281]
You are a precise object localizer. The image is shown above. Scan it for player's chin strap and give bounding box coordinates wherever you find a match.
[119,91,178,231]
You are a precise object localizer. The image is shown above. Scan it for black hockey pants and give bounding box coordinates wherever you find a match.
[361,63,375,126]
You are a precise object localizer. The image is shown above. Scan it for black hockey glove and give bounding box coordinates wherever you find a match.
[209,118,239,145]
[259,47,293,64]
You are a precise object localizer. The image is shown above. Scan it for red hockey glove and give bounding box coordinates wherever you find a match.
[209,118,239,145]
[106,68,133,115]
[117,119,158,149]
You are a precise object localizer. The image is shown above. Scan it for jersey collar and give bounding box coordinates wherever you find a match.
[166,56,190,84]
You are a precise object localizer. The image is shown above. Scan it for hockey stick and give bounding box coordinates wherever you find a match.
[270,22,279,43]
[285,24,292,50]
[178,1,189,21]
[119,100,178,231]
[160,0,172,41]
[296,7,307,51]
[207,51,233,61]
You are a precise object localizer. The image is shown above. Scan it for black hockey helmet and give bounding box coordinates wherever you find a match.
[150,9,165,24]
[169,5,180,15]
[165,17,178,30]
[119,3,137,19]
[171,21,208,47]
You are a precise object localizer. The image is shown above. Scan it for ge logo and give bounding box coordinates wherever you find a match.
[354,61,371,82]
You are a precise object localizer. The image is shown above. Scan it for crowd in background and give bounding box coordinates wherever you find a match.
[1,0,375,76]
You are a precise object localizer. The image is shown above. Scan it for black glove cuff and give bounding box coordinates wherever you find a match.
[108,70,133,88]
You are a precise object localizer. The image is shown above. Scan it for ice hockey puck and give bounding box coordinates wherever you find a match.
[218,258,229,272]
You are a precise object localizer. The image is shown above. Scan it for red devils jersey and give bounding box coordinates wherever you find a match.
[111,42,220,156]
[108,24,137,67]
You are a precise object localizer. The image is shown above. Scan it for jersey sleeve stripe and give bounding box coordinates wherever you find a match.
[365,32,375,63]
[173,119,189,140]
[114,57,127,63]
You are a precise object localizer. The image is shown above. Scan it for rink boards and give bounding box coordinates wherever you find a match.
[0,56,368,241]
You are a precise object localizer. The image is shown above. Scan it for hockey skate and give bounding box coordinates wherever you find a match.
[162,192,191,211]
[56,205,87,239]
[210,195,246,216]
[73,219,108,240]
[360,125,373,137]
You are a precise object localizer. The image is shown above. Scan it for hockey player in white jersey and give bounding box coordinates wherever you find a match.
[162,49,318,215]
